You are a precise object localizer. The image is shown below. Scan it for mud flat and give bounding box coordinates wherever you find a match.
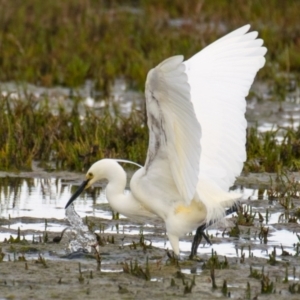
[1,230,300,300]
[1,173,300,299]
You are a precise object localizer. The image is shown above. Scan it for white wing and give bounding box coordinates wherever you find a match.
[184,24,267,220]
[144,55,201,203]
[143,25,266,217]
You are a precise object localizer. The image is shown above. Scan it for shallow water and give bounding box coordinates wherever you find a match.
[0,175,299,262]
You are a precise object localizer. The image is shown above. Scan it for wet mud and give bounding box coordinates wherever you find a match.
[1,172,300,299]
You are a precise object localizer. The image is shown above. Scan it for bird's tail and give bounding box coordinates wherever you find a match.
[196,176,241,224]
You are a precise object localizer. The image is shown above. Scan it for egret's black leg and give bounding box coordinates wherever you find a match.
[190,202,240,259]
[190,223,212,259]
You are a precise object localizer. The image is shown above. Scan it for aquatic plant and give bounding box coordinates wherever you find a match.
[0,248,4,262]
[289,283,300,294]
[221,280,228,297]
[202,250,229,270]
[261,274,275,294]
[249,265,263,279]
[122,257,151,280]
[246,126,300,173]
[268,246,277,265]
[245,282,251,299]
[35,253,48,268]
[210,267,218,289]
[78,262,85,283]
[183,275,196,294]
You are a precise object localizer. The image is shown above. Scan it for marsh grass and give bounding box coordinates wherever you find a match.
[0,92,300,171]
[0,94,148,171]
[246,126,300,172]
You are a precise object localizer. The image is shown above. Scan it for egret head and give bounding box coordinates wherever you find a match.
[64,159,114,209]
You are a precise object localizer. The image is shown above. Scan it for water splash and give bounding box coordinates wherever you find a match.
[65,204,96,253]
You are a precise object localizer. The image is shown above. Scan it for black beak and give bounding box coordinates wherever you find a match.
[65,179,90,209]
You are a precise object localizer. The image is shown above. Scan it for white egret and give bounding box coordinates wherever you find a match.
[65,25,267,256]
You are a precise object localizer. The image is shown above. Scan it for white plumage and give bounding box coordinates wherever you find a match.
[65,25,267,256]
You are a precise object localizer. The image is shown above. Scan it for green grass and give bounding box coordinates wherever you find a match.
[245,126,300,172]
[0,95,148,171]
[1,0,300,89]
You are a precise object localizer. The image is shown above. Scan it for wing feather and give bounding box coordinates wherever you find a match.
[144,55,201,203]
[143,25,266,222]
[184,25,267,221]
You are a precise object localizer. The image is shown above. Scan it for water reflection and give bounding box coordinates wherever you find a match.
[0,177,68,219]
[0,177,103,219]
[0,176,299,260]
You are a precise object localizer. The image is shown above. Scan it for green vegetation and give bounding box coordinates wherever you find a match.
[122,257,151,280]
[0,95,148,170]
[246,126,300,172]
[202,250,229,270]
[0,0,300,171]
[1,0,300,88]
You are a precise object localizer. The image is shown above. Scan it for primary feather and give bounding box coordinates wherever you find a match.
[184,24,267,221]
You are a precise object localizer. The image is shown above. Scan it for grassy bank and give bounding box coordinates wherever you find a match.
[0,0,300,90]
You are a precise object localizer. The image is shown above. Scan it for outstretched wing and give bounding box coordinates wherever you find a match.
[184,25,267,194]
[143,25,266,213]
[144,55,201,203]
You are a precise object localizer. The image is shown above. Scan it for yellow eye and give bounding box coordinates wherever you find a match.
[88,172,93,178]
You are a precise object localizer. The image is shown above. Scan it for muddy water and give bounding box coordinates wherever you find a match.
[1,172,300,299]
